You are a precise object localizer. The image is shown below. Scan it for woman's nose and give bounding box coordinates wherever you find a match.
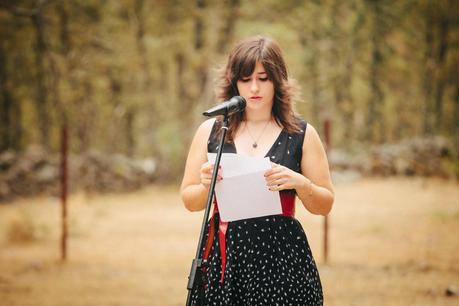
[250,79,259,93]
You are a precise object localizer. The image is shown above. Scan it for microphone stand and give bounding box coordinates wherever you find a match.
[185,113,229,306]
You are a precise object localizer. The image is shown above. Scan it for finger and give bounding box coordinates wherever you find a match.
[202,173,223,183]
[267,178,286,188]
[268,183,285,191]
[202,167,221,178]
[202,162,221,171]
[265,172,285,181]
[212,165,222,176]
[266,179,282,187]
[206,171,220,179]
[265,172,289,185]
[266,177,286,185]
[203,172,222,180]
[200,164,210,174]
[202,161,211,168]
[212,169,223,178]
[265,166,283,177]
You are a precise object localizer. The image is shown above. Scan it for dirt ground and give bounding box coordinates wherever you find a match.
[0,177,458,306]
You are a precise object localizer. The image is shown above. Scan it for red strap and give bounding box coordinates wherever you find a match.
[210,200,228,283]
[202,214,216,262]
[218,220,228,283]
[280,192,296,217]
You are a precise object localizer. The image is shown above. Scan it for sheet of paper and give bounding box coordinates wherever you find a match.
[207,153,282,222]
[208,153,276,177]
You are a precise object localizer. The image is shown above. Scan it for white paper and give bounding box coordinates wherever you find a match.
[207,153,272,177]
[207,153,282,222]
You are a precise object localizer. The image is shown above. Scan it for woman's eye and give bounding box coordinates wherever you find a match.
[241,78,251,82]
[259,77,268,82]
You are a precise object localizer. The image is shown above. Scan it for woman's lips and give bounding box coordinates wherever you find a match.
[250,96,262,100]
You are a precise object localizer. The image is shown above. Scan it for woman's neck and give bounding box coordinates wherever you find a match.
[244,111,272,123]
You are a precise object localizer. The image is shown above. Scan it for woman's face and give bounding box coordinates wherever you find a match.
[236,61,275,114]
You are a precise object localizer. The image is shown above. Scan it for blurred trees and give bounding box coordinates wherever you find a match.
[0,0,458,181]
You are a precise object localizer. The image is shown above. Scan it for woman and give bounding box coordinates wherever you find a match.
[181,36,334,306]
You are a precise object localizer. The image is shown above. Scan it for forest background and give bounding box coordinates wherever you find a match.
[0,0,458,182]
[1,1,459,305]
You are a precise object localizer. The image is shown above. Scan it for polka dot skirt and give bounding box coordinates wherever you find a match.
[190,118,323,306]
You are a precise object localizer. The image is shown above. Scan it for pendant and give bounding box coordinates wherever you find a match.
[252,142,257,149]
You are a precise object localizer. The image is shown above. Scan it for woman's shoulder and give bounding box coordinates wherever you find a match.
[301,120,323,150]
[296,116,307,128]
[197,118,217,132]
[290,116,321,147]
[288,115,307,134]
[293,116,318,138]
[192,118,216,142]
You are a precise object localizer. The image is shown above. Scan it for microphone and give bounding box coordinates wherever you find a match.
[203,96,246,117]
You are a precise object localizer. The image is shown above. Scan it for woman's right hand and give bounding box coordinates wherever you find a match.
[200,162,222,189]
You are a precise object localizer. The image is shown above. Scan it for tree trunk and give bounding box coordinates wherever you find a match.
[199,0,239,109]
[433,5,449,132]
[125,110,135,157]
[0,41,21,151]
[107,69,123,153]
[341,46,356,145]
[31,10,50,148]
[176,52,191,122]
[453,83,459,150]
[195,0,208,98]
[54,1,70,126]
[195,0,205,50]
[216,0,239,54]
[422,1,435,135]
[330,0,355,147]
[133,0,153,156]
[365,0,385,144]
[57,2,71,56]
[299,15,321,128]
[80,80,94,151]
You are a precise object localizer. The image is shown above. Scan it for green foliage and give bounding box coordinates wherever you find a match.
[450,154,459,179]
[0,0,458,181]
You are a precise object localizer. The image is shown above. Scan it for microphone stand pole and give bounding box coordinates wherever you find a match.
[185,114,229,306]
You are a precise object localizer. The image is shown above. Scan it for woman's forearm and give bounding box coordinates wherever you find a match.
[181,184,209,212]
[296,176,334,216]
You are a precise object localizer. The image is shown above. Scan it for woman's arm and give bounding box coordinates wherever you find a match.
[180,118,216,212]
[264,124,334,216]
[296,124,334,215]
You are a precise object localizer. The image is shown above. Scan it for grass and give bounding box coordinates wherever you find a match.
[0,177,458,306]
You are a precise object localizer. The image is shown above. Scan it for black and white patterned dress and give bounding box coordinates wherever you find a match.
[190,118,323,306]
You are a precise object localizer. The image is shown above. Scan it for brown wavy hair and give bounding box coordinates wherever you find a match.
[216,36,301,142]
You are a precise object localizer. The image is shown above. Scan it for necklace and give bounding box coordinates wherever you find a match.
[245,120,271,149]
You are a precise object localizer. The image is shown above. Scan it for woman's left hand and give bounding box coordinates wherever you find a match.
[264,163,306,191]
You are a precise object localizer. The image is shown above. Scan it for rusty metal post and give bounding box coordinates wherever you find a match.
[323,119,331,264]
[60,124,68,261]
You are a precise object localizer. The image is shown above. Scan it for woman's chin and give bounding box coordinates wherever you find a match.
[248,102,261,108]
[246,102,271,112]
